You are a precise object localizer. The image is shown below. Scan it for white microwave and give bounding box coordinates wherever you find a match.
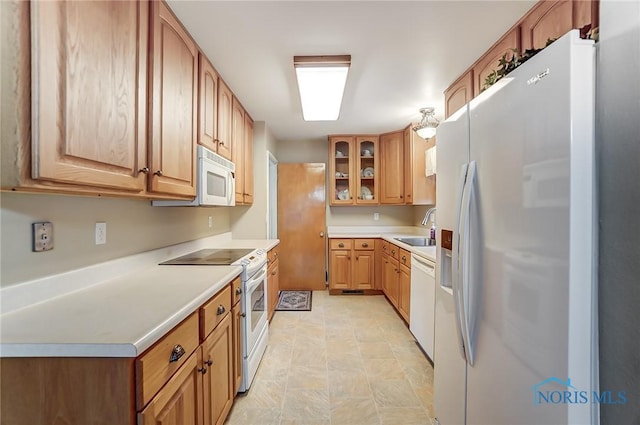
[153,146,235,207]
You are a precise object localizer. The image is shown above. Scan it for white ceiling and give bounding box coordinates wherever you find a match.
[167,1,536,142]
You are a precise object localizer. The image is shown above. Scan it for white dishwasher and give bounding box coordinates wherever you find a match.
[409,253,436,361]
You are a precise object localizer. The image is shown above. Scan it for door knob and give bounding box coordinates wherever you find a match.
[320,231,325,237]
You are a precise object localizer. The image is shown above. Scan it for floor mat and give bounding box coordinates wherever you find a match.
[275,290,312,311]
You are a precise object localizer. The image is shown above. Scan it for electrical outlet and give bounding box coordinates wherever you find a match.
[208,216,213,228]
[374,213,380,221]
[32,222,54,252]
[95,222,107,245]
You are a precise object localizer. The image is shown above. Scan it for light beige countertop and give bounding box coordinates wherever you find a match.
[327,226,436,262]
[0,234,279,358]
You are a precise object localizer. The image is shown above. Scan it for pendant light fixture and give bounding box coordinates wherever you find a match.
[413,107,439,140]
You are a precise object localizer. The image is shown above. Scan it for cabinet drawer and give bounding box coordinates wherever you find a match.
[330,239,352,250]
[136,312,199,410]
[231,276,242,306]
[388,243,400,260]
[354,239,375,250]
[200,284,232,339]
[267,246,280,264]
[399,249,411,267]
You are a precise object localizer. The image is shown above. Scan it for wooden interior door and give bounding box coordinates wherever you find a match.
[277,163,326,290]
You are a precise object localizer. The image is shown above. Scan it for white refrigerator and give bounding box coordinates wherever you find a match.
[433,30,599,425]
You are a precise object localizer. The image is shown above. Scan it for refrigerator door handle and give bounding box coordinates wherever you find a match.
[452,163,469,362]
[459,161,478,366]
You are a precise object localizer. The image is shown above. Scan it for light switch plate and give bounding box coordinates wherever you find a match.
[32,222,54,252]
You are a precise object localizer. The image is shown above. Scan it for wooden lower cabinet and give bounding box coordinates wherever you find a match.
[232,301,243,393]
[382,244,411,324]
[267,257,280,321]
[0,281,240,425]
[202,314,234,425]
[329,239,375,291]
[382,254,399,306]
[398,263,411,323]
[139,349,204,425]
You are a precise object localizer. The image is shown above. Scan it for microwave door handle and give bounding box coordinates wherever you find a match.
[228,171,234,204]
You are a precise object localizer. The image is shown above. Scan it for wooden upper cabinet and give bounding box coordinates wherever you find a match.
[198,53,219,154]
[355,136,379,205]
[329,136,356,205]
[149,1,197,197]
[379,131,405,204]
[403,126,435,205]
[472,28,521,96]
[216,79,233,160]
[243,114,254,205]
[520,0,573,51]
[231,97,245,204]
[30,1,148,192]
[444,71,473,119]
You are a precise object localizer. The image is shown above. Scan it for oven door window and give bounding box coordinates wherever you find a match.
[251,280,265,332]
[206,169,227,198]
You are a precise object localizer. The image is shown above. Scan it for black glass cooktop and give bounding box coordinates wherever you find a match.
[160,248,254,265]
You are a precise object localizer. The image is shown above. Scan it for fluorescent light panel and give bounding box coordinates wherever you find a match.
[294,55,350,121]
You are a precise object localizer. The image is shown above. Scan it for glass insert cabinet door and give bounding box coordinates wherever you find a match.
[356,136,379,204]
[330,136,355,205]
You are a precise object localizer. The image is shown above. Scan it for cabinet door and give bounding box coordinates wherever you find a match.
[382,255,399,307]
[243,114,254,204]
[444,71,474,119]
[149,1,197,197]
[353,251,374,290]
[403,127,435,206]
[139,349,204,425]
[379,131,405,204]
[231,97,245,204]
[520,0,573,51]
[329,250,351,290]
[268,260,280,321]
[202,314,234,425]
[398,264,411,323]
[472,28,521,95]
[232,302,242,394]
[198,53,219,154]
[329,136,356,205]
[355,136,379,204]
[216,79,233,160]
[31,1,148,192]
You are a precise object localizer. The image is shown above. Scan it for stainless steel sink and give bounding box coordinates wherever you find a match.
[394,237,436,247]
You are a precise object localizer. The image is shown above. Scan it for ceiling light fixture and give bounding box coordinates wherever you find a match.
[413,107,439,140]
[294,55,351,121]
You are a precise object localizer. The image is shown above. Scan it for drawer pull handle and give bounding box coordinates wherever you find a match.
[169,344,186,363]
[205,359,213,366]
[362,243,368,248]
[241,312,246,318]
[402,255,407,261]
[338,243,344,248]
[271,271,277,276]
[198,367,208,375]
[391,249,396,255]
[235,287,242,295]
[217,305,226,315]
[274,252,278,257]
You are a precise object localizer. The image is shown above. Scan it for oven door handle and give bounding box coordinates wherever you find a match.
[246,267,267,292]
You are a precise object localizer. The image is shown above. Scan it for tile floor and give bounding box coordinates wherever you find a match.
[225,290,436,425]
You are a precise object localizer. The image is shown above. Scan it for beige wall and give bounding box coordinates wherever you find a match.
[277,138,424,227]
[230,122,279,239]
[0,192,231,286]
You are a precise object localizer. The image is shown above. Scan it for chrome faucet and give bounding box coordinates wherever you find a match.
[421,207,437,227]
